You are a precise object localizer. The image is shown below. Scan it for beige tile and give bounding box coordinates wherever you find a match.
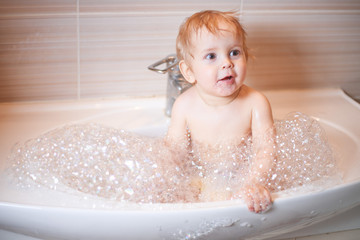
[0,42,78,102]
[0,0,76,17]
[78,14,182,42]
[0,7,78,101]
[241,11,360,90]
[79,0,241,14]
[78,14,182,98]
[0,16,77,44]
[242,0,360,11]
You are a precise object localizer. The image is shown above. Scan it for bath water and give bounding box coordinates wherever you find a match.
[6,112,339,205]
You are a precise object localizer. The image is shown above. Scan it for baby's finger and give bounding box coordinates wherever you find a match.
[259,188,272,212]
[244,189,255,212]
[247,199,255,212]
[263,187,272,203]
[251,187,263,213]
[253,198,262,213]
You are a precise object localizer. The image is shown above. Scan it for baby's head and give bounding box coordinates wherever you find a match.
[176,10,248,64]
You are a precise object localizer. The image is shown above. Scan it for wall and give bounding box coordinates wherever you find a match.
[0,0,359,102]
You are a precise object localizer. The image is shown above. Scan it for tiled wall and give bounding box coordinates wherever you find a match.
[243,0,360,101]
[0,0,359,102]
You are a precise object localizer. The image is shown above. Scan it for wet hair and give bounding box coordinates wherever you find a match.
[176,10,248,63]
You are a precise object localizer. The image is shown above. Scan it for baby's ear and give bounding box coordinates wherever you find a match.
[179,60,196,84]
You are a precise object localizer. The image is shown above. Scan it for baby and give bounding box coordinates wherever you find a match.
[166,10,274,213]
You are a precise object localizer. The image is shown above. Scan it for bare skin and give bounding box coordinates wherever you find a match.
[166,22,274,213]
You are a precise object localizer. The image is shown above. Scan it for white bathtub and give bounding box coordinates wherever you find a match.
[0,88,359,240]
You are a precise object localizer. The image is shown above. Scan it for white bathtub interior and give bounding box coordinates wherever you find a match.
[0,88,359,240]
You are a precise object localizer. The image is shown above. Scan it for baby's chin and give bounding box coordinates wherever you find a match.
[214,83,243,98]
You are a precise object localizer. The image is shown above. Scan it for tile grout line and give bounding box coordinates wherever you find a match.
[76,0,81,100]
[0,10,358,19]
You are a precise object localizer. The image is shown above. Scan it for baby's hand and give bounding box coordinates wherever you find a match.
[242,183,272,213]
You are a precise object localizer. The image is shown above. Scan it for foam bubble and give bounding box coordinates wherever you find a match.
[6,112,340,205]
[8,124,198,203]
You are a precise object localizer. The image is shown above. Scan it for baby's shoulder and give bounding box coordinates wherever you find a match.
[240,85,269,103]
[171,86,196,115]
[239,86,272,113]
[174,87,196,106]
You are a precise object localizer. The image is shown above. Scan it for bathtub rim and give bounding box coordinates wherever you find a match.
[0,175,359,240]
[0,176,358,212]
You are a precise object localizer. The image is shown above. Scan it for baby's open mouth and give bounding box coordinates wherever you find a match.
[219,76,233,82]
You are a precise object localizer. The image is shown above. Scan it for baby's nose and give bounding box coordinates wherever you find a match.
[222,58,233,69]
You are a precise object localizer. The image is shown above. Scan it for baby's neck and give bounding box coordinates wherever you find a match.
[196,86,242,107]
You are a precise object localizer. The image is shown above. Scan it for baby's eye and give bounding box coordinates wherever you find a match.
[230,49,241,57]
[205,53,216,60]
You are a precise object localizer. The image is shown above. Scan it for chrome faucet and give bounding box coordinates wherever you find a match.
[148,54,192,117]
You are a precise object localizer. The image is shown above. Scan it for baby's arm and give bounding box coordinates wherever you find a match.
[244,91,275,213]
[165,95,189,146]
[165,96,203,201]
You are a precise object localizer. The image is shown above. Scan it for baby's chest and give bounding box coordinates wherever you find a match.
[188,118,251,145]
[194,127,248,143]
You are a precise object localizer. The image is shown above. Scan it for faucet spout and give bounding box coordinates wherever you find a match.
[148,54,192,117]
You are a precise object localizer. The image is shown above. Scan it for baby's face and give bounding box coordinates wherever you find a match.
[187,23,247,99]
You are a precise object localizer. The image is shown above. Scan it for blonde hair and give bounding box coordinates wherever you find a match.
[176,10,248,63]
